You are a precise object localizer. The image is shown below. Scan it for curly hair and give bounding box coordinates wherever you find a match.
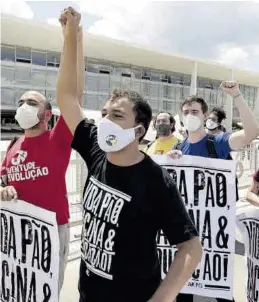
[108,88,152,141]
[210,107,227,124]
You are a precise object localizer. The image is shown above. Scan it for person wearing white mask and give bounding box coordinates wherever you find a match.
[56,7,202,302]
[206,107,227,135]
[0,24,85,295]
[169,82,259,302]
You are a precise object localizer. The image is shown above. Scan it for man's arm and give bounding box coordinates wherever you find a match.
[56,7,85,135]
[220,81,259,151]
[77,26,84,105]
[246,184,259,207]
[150,237,202,302]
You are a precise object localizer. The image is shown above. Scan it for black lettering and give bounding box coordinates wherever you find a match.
[194,170,205,206]
[203,253,212,281]
[1,260,10,300]
[213,254,222,281]
[216,216,229,249]
[41,226,52,273]
[201,210,212,248]
[42,283,51,302]
[32,230,40,270]
[21,219,33,263]
[16,265,28,301]
[188,209,200,235]
[205,177,215,207]
[1,213,8,254]
[28,271,37,302]
[179,170,188,205]
[8,216,17,259]
[216,173,227,207]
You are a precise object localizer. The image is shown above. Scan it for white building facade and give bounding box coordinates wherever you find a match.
[1,14,259,132]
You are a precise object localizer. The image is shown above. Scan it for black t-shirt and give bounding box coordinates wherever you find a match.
[71,119,198,302]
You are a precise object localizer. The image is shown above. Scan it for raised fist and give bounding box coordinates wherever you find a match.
[59,6,81,35]
[220,81,241,98]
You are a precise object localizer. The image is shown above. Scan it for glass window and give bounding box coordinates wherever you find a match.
[162,85,169,98]
[132,67,142,79]
[32,51,46,66]
[110,76,121,90]
[113,64,131,77]
[87,61,99,73]
[121,77,131,89]
[1,88,15,106]
[86,74,99,92]
[16,47,31,63]
[142,69,151,80]
[183,86,190,98]
[168,86,176,99]
[150,83,160,97]
[198,77,212,89]
[141,82,150,96]
[149,100,159,111]
[175,86,182,101]
[1,66,15,85]
[98,95,108,108]
[1,45,15,62]
[151,70,161,82]
[170,73,182,84]
[46,90,57,106]
[47,51,60,67]
[31,68,46,87]
[15,65,31,83]
[84,94,99,110]
[99,63,113,74]
[183,75,191,86]
[211,89,218,105]
[46,69,58,87]
[163,101,173,111]
[99,75,110,93]
[131,80,141,92]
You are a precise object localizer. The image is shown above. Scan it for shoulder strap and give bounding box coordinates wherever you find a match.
[206,134,218,158]
[175,141,182,150]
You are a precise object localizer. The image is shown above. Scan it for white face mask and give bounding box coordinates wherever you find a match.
[97,118,137,152]
[15,103,40,130]
[206,119,218,130]
[183,114,202,133]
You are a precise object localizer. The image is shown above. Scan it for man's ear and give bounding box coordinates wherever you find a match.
[135,125,145,140]
[44,111,52,122]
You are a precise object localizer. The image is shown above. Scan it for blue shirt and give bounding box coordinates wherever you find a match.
[174,133,232,159]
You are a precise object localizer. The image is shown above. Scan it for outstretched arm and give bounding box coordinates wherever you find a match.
[56,7,85,135]
[77,26,84,105]
[220,81,259,151]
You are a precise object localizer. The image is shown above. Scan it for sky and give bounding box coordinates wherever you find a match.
[1,0,259,72]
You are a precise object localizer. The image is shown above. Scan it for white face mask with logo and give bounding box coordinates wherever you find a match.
[97,118,137,152]
[15,103,40,130]
[206,119,218,130]
[183,114,202,133]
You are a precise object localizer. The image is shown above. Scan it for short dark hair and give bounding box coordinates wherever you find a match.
[154,111,176,132]
[108,88,152,141]
[253,170,259,182]
[181,95,208,114]
[44,99,52,111]
[210,107,226,124]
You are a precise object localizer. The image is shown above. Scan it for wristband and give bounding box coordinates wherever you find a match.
[233,93,242,99]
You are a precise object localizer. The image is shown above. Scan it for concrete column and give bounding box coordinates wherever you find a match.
[254,87,259,124]
[190,61,198,95]
[222,69,234,132]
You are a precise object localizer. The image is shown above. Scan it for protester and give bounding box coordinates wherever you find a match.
[143,111,179,155]
[206,106,227,135]
[0,26,84,295]
[169,83,259,302]
[56,7,202,302]
[246,169,259,207]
